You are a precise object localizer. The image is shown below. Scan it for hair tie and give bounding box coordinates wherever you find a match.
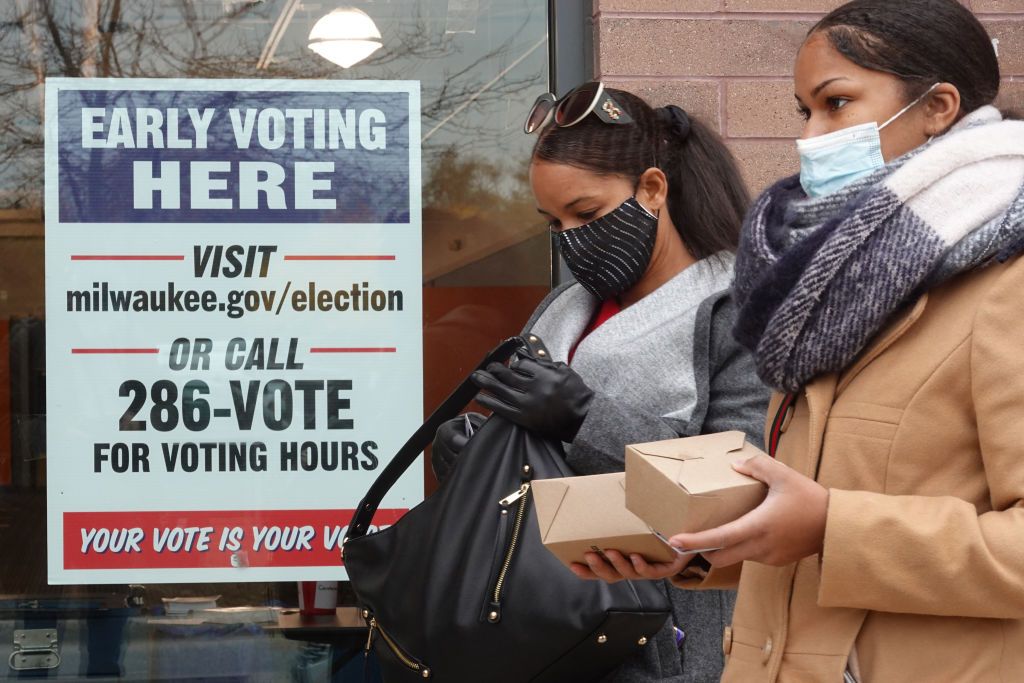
[659,105,692,141]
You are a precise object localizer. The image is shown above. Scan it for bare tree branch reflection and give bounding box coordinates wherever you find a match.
[0,0,544,247]
[0,0,549,598]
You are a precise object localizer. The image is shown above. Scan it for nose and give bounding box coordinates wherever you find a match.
[553,218,585,233]
[798,124,823,141]
[800,118,829,141]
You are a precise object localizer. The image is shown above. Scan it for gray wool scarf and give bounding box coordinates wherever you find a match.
[733,106,1024,392]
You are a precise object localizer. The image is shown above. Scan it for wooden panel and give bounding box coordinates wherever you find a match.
[0,238,44,318]
[0,210,43,237]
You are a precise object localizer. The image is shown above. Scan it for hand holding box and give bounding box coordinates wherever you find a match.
[532,473,678,568]
[624,431,768,542]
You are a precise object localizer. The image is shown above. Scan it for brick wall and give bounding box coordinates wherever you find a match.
[593,0,1024,194]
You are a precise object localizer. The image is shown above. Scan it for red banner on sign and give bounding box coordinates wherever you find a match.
[63,508,406,570]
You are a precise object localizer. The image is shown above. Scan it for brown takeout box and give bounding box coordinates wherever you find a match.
[532,472,678,568]
[624,431,768,539]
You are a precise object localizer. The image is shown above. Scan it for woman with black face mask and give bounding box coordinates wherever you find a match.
[581,1,1024,681]
[431,84,770,683]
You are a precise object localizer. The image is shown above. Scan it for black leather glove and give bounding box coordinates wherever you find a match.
[430,412,486,482]
[471,356,594,443]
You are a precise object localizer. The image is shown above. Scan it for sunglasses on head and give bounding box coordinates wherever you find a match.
[524,81,634,134]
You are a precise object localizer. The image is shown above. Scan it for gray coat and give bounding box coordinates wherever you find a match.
[523,282,770,683]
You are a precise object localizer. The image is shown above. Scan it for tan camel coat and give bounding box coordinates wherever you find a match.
[675,255,1024,682]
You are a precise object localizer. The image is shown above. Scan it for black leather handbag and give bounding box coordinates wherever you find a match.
[343,336,671,682]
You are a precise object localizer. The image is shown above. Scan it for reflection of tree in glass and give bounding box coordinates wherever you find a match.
[425,144,533,221]
[0,0,546,211]
[0,0,552,601]
[422,143,547,282]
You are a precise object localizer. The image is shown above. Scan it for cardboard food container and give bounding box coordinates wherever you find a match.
[532,472,679,568]
[624,431,768,540]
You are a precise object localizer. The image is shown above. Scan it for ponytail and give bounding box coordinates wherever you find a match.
[533,88,749,258]
[657,110,750,259]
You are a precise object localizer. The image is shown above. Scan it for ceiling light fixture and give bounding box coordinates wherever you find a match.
[308,7,383,69]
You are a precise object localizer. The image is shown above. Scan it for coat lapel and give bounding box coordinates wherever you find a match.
[803,373,838,481]
[796,294,929,481]
[836,294,930,395]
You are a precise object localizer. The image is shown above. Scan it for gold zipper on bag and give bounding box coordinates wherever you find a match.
[492,482,531,607]
[364,614,431,678]
[498,483,529,507]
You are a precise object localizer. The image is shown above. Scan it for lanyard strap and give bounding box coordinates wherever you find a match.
[768,392,798,458]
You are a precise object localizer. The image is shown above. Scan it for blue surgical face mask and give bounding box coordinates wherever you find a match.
[797,84,939,198]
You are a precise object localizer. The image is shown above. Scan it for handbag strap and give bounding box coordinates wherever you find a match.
[344,335,530,542]
[767,391,798,458]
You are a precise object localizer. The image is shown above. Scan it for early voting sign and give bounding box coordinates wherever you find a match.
[44,78,423,584]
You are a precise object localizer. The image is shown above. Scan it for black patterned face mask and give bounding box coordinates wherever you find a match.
[556,196,659,300]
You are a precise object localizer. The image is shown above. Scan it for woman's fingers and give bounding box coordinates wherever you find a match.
[670,460,828,567]
[627,552,690,579]
[570,562,600,580]
[663,459,784,559]
[435,420,469,452]
[471,369,512,395]
[580,551,627,583]
[699,539,760,568]
[669,508,763,558]
[487,362,534,389]
[573,550,692,583]
[510,356,546,375]
[474,391,521,422]
[472,370,524,406]
[732,453,787,485]
[602,549,642,579]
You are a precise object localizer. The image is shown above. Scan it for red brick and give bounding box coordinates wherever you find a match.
[723,0,846,11]
[986,21,1024,77]
[726,80,804,138]
[596,0,722,11]
[599,18,814,77]
[996,80,1024,114]
[603,79,722,132]
[728,139,799,195]
[975,0,1024,11]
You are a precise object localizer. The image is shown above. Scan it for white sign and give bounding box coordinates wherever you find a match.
[45,78,422,584]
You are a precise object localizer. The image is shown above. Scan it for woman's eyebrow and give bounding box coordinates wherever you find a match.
[565,196,596,209]
[537,196,599,215]
[812,76,852,97]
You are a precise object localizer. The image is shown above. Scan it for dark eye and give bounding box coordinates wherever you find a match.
[827,96,851,112]
[796,106,810,121]
[548,219,562,232]
[577,210,597,222]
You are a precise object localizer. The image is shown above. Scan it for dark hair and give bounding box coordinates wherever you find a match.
[531,89,749,260]
[810,0,1000,116]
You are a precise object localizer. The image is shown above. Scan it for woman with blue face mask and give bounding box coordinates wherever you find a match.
[577,1,1024,681]
[430,85,771,682]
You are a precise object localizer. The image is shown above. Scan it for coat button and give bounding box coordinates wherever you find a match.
[761,637,773,664]
[722,626,733,655]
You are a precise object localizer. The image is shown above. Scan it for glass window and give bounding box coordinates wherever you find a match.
[0,0,550,678]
